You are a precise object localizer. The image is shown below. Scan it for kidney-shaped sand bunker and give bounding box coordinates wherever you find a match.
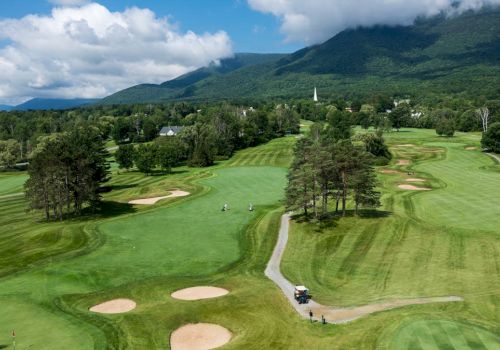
[171,286,229,301]
[170,323,232,350]
[89,298,136,314]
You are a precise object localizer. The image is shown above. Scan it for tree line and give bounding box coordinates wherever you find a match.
[115,104,300,173]
[286,112,387,219]
[24,125,109,220]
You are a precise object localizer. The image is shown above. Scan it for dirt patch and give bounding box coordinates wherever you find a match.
[89,298,136,314]
[310,296,462,324]
[170,323,232,350]
[379,169,403,175]
[398,184,431,191]
[465,147,478,150]
[128,190,190,205]
[394,144,415,147]
[171,286,229,301]
[397,160,410,166]
[405,178,426,182]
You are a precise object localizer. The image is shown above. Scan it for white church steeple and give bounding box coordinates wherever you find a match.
[313,87,318,102]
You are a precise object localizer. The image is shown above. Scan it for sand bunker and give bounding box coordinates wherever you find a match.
[171,286,229,301]
[405,178,426,182]
[89,298,136,314]
[170,323,232,350]
[397,160,410,165]
[128,190,190,205]
[465,147,477,150]
[398,184,431,191]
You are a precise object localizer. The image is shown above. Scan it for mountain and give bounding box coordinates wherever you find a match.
[102,8,500,104]
[13,98,100,111]
[0,105,13,111]
[101,53,285,104]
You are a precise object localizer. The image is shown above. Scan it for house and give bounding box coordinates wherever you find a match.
[159,126,183,137]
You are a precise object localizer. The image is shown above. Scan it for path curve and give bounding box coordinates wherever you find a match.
[265,214,463,324]
[487,153,500,163]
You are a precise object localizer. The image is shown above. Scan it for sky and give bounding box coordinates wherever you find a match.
[0,0,498,105]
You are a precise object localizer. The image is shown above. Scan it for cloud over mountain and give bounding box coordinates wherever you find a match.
[248,0,500,44]
[0,2,232,104]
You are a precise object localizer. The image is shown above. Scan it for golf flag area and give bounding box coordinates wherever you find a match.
[12,329,15,350]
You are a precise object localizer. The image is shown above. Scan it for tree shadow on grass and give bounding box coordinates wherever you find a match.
[291,209,391,233]
[148,169,189,176]
[0,345,8,349]
[97,201,137,218]
[100,184,139,193]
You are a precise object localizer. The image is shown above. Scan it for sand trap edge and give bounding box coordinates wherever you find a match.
[398,184,431,191]
[171,286,229,301]
[89,298,136,314]
[170,323,232,350]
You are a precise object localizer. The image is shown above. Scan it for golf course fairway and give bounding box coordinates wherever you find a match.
[0,130,499,349]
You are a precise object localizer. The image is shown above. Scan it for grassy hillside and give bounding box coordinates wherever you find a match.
[101,9,500,104]
[101,53,285,104]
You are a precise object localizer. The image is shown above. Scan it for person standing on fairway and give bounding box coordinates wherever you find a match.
[249,203,254,211]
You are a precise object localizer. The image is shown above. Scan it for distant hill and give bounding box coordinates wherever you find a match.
[101,53,285,104]
[13,98,100,111]
[102,8,500,103]
[0,105,13,111]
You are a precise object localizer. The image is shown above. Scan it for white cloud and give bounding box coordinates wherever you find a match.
[248,0,500,44]
[48,0,90,6]
[0,2,233,104]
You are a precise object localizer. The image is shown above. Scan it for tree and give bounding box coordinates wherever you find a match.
[352,164,381,215]
[476,107,490,133]
[156,139,181,173]
[389,104,410,131]
[115,144,135,171]
[0,139,20,168]
[286,138,315,217]
[24,127,110,220]
[111,117,134,143]
[436,118,455,137]
[481,122,500,153]
[143,119,158,141]
[134,144,158,174]
[359,132,392,165]
[180,123,217,167]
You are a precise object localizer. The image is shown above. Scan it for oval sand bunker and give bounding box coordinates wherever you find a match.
[398,184,431,191]
[128,190,190,205]
[170,323,232,350]
[89,298,136,314]
[172,286,229,301]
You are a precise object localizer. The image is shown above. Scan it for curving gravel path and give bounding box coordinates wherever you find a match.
[487,153,500,163]
[265,214,463,324]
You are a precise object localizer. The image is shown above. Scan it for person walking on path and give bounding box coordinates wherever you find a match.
[309,310,313,323]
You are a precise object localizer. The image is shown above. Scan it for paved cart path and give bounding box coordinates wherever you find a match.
[487,153,500,163]
[265,214,463,324]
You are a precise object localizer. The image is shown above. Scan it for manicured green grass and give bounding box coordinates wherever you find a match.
[282,128,500,349]
[1,129,499,349]
[0,172,28,196]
